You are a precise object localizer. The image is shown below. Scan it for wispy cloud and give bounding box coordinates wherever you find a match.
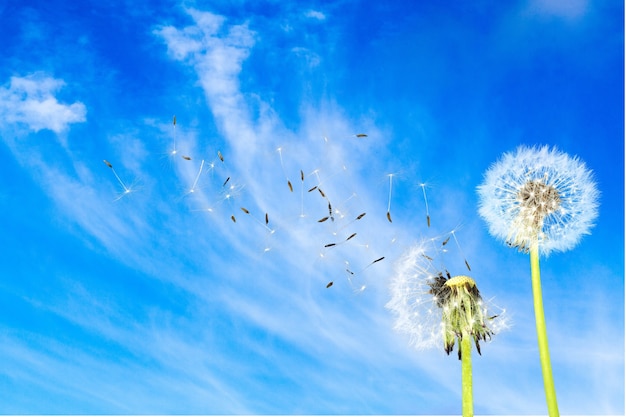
[0,73,86,134]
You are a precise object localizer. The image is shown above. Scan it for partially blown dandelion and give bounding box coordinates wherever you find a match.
[477,145,599,417]
[387,242,506,417]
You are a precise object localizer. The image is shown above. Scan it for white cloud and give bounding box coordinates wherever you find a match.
[524,0,588,21]
[304,9,326,21]
[0,73,86,134]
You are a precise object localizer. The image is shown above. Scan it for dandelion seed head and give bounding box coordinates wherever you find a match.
[387,242,506,354]
[477,145,599,256]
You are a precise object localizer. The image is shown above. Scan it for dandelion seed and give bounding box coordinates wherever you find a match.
[181,155,191,161]
[218,151,224,162]
[356,212,366,220]
[372,256,385,264]
[355,133,368,138]
[442,236,450,246]
[265,213,269,225]
[223,176,231,187]
[386,174,394,222]
[326,281,334,288]
[170,115,178,156]
[241,207,250,214]
[346,232,357,241]
[420,183,431,227]
[318,188,326,198]
[318,216,330,223]
[325,243,336,248]
[308,186,318,192]
[276,147,293,192]
[299,170,306,217]
[231,215,236,223]
[450,230,471,272]
[187,160,204,193]
[103,159,131,196]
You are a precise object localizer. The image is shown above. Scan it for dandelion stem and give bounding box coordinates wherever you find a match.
[461,333,473,417]
[530,241,560,417]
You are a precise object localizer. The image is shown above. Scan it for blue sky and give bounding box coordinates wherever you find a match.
[0,0,623,414]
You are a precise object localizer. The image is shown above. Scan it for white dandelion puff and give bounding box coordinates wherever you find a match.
[387,242,443,350]
[477,145,599,256]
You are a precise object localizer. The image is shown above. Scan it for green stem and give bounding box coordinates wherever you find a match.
[530,242,560,417]
[461,334,473,417]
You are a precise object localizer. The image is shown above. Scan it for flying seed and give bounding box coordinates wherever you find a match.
[488,315,499,320]
[308,186,318,192]
[325,243,336,248]
[231,215,236,223]
[346,233,357,241]
[173,115,176,126]
[346,269,354,275]
[223,177,231,187]
[421,253,433,261]
[218,151,224,162]
[318,188,326,198]
[326,281,334,288]
[442,236,450,246]
[386,174,395,223]
[356,212,366,220]
[355,133,367,138]
[420,184,431,227]
[300,170,304,181]
[181,155,191,160]
[288,180,293,192]
[188,159,205,193]
[451,230,471,272]
[318,216,330,223]
[265,213,269,224]
[241,207,249,214]
[103,159,131,196]
[372,256,385,264]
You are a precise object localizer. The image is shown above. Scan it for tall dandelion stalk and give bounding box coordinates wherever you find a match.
[387,242,507,416]
[477,145,599,417]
